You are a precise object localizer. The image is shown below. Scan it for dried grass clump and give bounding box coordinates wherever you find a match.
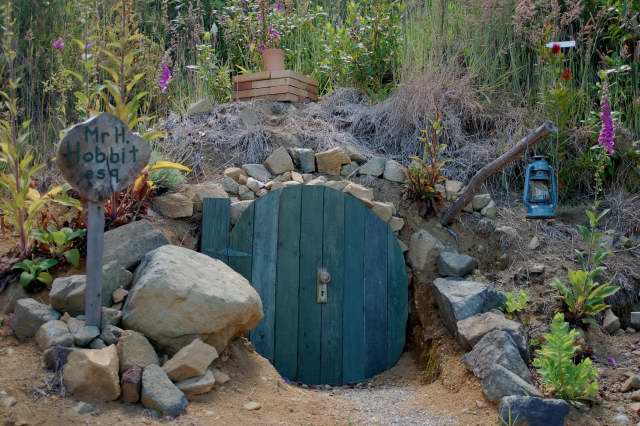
[603,190,640,237]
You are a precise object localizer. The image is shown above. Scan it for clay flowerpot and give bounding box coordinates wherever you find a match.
[261,48,285,72]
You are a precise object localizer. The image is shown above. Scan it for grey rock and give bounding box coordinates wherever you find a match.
[35,320,73,350]
[100,325,123,345]
[325,180,349,192]
[238,185,255,201]
[212,368,230,384]
[117,330,159,373]
[123,245,263,354]
[180,182,228,211]
[497,226,519,240]
[43,346,77,372]
[359,157,386,177]
[13,298,61,341]
[612,414,630,425]
[49,262,133,316]
[176,370,216,398]
[528,236,541,250]
[152,193,194,219]
[162,339,219,381]
[463,330,531,382]
[604,309,621,334]
[0,282,29,315]
[622,374,640,392]
[408,230,446,275]
[101,307,123,328]
[241,164,272,183]
[631,312,640,329]
[66,317,85,334]
[383,160,406,183]
[186,99,213,116]
[141,365,188,417]
[90,338,107,349]
[245,177,264,193]
[472,194,492,211]
[340,162,359,177]
[103,220,169,270]
[433,278,506,335]
[437,252,477,277]
[498,396,569,426]
[289,148,315,173]
[230,200,254,225]
[481,200,497,218]
[222,176,239,195]
[457,312,529,361]
[74,325,100,347]
[481,364,541,402]
[73,401,97,415]
[264,146,294,175]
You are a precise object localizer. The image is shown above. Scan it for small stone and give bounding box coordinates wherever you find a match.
[291,171,304,183]
[528,236,541,250]
[341,162,359,177]
[101,307,123,328]
[224,167,247,182]
[343,183,374,205]
[112,288,128,304]
[89,338,107,349]
[12,298,61,341]
[496,226,519,240]
[43,346,77,372]
[282,181,301,188]
[472,194,491,211]
[481,201,497,218]
[212,368,230,384]
[622,375,640,392]
[242,164,272,183]
[307,176,327,186]
[100,325,123,346]
[498,396,569,426]
[73,402,96,415]
[121,366,142,403]
[74,325,100,347]
[408,230,445,275]
[162,339,219,382]
[117,330,159,373]
[222,176,240,195]
[315,148,350,176]
[359,157,386,177]
[1,395,17,408]
[230,200,254,225]
[246,177,264,193]
[289,148,315,173]
[389,217,405,232]
[630,312,640,329]
[176,370,216,398]
[630,390,640,401]
[629,403,640,415]
[325,180,349,192]
[257,188,268,197]
[383,160,406,183]
[153,193,193,219]
[604,309,621,334]
[302,173,313,183]
[437,252,477,278]
[63,345,121,401]
[480,364,541,402]
[371,201,395,222]
[35,320,73,350]
[445,180,463,201]
[141,364,188,417]
[612,414,630,425]
[244,401,262,411]
[238,185,256,201]
[462,203,473,213]
[264,147,294,175]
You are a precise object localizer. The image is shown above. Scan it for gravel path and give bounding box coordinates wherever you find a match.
[332,384,452,426]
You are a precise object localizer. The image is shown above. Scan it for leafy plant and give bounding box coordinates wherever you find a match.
[12,258,59,291]
[504,290,529,317]
[148,152,188,192]
[32,225,86,267]
[404,114,446,215]
[533,313,599,402]
[551,208,619,323]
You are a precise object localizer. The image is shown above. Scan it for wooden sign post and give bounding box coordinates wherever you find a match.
[57,113,151,328]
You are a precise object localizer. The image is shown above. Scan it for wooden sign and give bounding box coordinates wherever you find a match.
[56,113,150,328]
[57,113,151,202]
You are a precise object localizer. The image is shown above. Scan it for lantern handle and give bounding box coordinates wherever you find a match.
[523,163,534,207]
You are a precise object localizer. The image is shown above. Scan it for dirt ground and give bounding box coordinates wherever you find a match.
[0,329,499,426]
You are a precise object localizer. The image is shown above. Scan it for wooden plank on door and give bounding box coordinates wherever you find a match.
[297,185,324,384]
[321,187,345,385]
[274,186,302,380]
[387,234,408,366]
[229,202,254,281]
[201,198,231,264]
[342,195,366,383]
[250,191,281,362]
[364,212,389,377]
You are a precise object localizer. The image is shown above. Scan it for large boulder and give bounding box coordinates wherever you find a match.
[49,261,132,316]
[141,365,188,417]
[457,312,529,360]
[463,330,531,382]
[122,245,263,354]
[162,339,218,382]
[498,396,570,426]
[12,298,61,341]
[103,220,169,270]
[63,345,120,401]
[480,364,541,402]
[383,160,406,183]
[152,193,194,219]
[315,148,350,175]
[408,230,445,275]
[433,278,505,335]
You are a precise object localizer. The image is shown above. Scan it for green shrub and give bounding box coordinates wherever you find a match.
[504,290,529,317]
[148,152,187,192]
[533,313,599,402]
[12,258,58,291]
[32,225,86,267]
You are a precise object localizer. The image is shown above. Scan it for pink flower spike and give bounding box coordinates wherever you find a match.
[52,37,65,51]
[158,63,172,94]
[598,96,615,155]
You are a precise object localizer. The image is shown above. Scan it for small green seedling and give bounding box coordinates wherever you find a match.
[32,225,86,267]
[504,290,529,316]
[12,258,59,289]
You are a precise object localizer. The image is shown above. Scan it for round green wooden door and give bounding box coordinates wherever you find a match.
[228,185,407,385]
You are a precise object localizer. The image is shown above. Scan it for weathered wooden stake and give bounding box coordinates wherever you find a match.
[85,202,105,327]
[441,121,557,225]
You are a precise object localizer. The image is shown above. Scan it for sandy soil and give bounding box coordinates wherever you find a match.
[0,328,496,426]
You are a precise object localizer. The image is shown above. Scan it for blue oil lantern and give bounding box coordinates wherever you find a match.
[523,155,557,219]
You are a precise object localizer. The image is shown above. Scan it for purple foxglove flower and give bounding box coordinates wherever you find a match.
[598,96,615,155]
[158,63,172,93]
[274,1,284,12]
[607,356,617,367]
[52,37,65,51]
[268,25,281,41]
